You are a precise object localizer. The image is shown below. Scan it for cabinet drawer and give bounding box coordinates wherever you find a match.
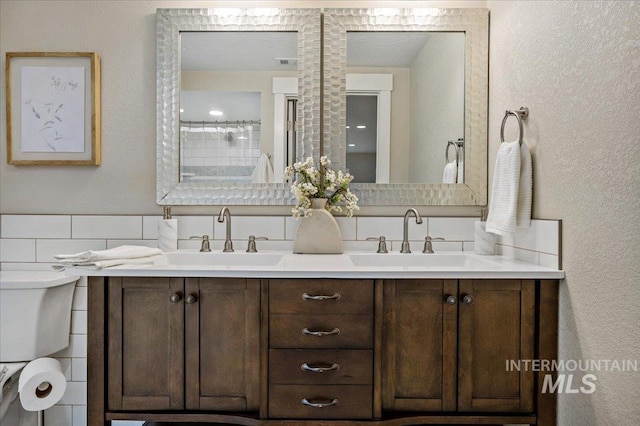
[270,349,372,385]
[270,314,373,349]
[269,384,372,419]
[269,279,373,315]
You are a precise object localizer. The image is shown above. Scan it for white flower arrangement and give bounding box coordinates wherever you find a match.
[284,156,359,219]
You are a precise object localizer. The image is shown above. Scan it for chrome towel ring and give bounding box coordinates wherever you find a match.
[500,106,529,145]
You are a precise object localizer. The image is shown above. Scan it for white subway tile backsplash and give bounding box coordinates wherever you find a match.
[52,334,87,358]
[284,217,297,240]
[58,357,72,381]
[72,405,88,426]
[72,215,142,239]
[71,310,88,334]
[144,215,215,240]
[215,216,285,240]
[59,381,87,405]
[37,239,106,262]
[515,220,560,255]
[177,216,215,240]
[0,239,36,262]
[336,217,357,240]
[106,239,158,249]
[429,217,476,241]
[0,262,54,271]
[1,215,71,238]
[72,287,88,311]
[44,405,72,426]
[356,217,404,241]
[539,252,560,270]
[72,358,87,382]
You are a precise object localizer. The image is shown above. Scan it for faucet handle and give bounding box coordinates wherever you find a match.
[246,235,268,253]
[189,235,211,252]
[366,236,388,254]
[423,236,445,254]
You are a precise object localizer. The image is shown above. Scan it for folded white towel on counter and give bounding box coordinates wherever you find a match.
[53,245,163,269]
[486,140,521,236]
[53,255,163,270]
[251,153,274,183]
[442,160,458,184]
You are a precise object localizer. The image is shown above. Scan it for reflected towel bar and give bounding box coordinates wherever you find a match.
[446,138,464,163]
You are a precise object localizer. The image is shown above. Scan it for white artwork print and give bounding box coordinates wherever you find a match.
[21,66,86,153]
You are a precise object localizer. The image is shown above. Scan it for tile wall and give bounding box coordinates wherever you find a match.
[0,214,561,425]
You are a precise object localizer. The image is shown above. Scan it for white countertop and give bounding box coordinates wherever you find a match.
[66,251,565,280]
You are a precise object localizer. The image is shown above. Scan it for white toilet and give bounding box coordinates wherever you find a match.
[0,271,78,426]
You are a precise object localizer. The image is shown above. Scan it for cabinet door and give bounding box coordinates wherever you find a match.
[382,279,458,412]
[185,278,261,411]
[108,277,184,411]
[458,279,535,412]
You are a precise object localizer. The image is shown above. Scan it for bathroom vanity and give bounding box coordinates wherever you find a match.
[80,252,563,426]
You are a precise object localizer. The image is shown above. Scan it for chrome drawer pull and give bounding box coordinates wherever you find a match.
[302,327,341,337]
[301,362,340,373]
[301,398,339,408]
[302,292,341,301]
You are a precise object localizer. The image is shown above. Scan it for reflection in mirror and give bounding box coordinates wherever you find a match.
[346,32,465,184]
[323,8,488,206]
[180,32,297,184]
[156,8,320,205]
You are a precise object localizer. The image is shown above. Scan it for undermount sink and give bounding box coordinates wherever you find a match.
[348,253,499,268]
[163,251,284,267]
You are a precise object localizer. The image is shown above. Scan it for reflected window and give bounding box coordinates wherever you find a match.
[346,94,377,183]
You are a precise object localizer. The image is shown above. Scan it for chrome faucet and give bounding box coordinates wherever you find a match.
[217,207,234,252]
[400,208,423,253]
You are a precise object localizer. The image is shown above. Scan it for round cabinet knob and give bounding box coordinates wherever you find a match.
[185,294,197,305]
[462,294,475,305]
[445,295,457,305]
[169,293,181,304]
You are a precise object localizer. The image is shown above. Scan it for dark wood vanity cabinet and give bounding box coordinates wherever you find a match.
[106,277,260,413]
[90,276,558,426]
[382,279,535,414]
[266,279,375,419]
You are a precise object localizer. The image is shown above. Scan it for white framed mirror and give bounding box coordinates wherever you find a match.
[157,8,320,205]
[323,8,489,205]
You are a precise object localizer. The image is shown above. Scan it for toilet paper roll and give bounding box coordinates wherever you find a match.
[18,358,67,412]
[474,221,496,255]
[158,219,178,252]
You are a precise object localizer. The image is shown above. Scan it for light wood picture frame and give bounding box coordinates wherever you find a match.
[6,52,101,165]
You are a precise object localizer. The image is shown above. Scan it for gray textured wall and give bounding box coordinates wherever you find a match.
[488,1,640,424]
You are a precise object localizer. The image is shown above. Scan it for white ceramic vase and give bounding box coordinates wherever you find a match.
[293,198,344,254]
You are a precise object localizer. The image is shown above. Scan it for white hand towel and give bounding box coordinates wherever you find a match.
[517,142,532,228]
[442,160,458,184]
[251,153,274,183]
[52,255,163,270]
[457,156,464,183]
[54,245,162,263]
[486,141,521,236]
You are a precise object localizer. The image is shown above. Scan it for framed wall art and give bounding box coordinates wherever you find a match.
[6,52,101,165]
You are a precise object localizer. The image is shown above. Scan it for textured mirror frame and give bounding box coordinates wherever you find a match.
[157,8,320,205]
[323,8,489,206]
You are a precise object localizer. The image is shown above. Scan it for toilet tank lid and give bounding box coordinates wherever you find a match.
[0,271,79,290]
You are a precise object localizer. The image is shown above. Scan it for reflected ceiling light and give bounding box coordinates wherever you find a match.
[348,144,356,147]
[356,125,366,129]
[209,110,224,116]
[346,125,351,129]
[180,108,184,113]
